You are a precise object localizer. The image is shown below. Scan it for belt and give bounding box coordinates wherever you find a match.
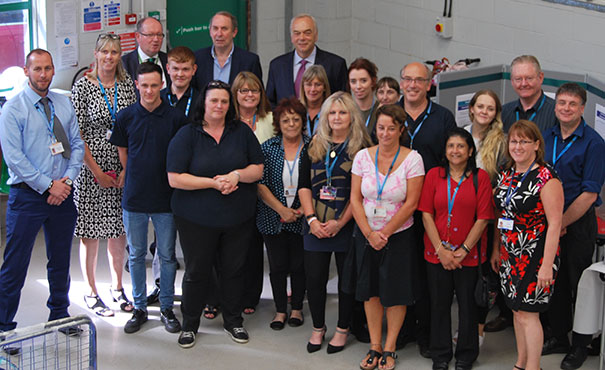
[12,182,33,190]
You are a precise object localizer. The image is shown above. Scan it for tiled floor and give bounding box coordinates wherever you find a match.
[1,233,601,370]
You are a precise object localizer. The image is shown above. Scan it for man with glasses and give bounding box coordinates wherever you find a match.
[122,17,170,91]
[397,61,457,359]
[501,55,556,133]
[542,83,605,368]
[194,11,262,90]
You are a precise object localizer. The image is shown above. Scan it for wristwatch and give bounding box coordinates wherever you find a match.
[65,178,73,187]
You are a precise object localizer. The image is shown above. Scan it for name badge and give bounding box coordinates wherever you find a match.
[319,185,337,201]
[106,129,113,141]
[372,204,387,218]
[497,217,514,230]
[49,141,64,155]
[284,185,296,198]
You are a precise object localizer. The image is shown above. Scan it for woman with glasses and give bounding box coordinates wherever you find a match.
[348,58,380,143]
[167,80,264,348]
[71,33,136,317]
[299,91,372,354]
[376,77,401,107]
[492,120,563,370]
[299,65,331,137]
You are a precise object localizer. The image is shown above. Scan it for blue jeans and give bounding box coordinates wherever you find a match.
[123,210,176,311]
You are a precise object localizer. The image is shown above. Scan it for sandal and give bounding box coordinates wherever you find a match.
[514,366,525,370]
[109,288,134,312]
[379,351,397,370]
[203,305,218,320]
[360,349,382,370]
[84,294,114,317]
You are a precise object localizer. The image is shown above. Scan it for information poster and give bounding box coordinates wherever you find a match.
[118,31,136,53]
[82,0,102,32]
[595,103,605,140]
[56,35,78,70]
[55,2,77,35]
[455,92,474,128]
[104,0,121,27]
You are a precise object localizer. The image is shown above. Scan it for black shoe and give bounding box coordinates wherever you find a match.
[542,337,570,355]
[160,309,181,333]
[433,362,449,370]
[484,315,512,332]
[177,331,196,349]
[455,360,473,370]
[560,346,588,370]
[147,287,160,305]
[58,326,83,337]
[287,311,304,327]
[124,309,147,334]
[224,327,249,343]
[326,327,349,354]
[419,343,432,359]
[270,315,286,330]
[307,326,326,353]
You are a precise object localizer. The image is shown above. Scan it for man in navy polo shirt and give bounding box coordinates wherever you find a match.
[110,62,186,335]
[542,83,605,368]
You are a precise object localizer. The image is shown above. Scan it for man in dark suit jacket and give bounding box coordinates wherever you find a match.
[266,14,347,106]
[121,17,170,90]
[194,11,262,90]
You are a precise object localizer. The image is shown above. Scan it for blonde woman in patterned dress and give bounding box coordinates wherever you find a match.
[71,34,136,316]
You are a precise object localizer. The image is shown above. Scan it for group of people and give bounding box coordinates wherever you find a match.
[0,10,603,370]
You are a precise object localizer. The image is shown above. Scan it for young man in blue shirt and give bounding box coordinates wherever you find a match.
[110,62,185,334]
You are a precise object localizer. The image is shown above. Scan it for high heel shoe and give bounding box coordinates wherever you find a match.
[306,326,326,353]
[327,327,349,354]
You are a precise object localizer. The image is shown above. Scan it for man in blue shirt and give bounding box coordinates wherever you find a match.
[0,49,84,335]
[542,83,605,369]
[110,62,185,335]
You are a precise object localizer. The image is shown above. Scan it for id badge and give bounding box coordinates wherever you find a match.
[319,185,337,200]
[284,185,296,198]
[49,141,64,155]
[106,129,113,141]
[373,204,387,218]
[497,217,514,230]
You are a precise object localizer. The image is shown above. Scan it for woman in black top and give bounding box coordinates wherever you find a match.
[166,80,264,349]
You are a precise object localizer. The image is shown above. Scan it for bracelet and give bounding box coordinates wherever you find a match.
[307,216,317,226]
[232,170,241,181]
[435,243,442,254]
[305,213,317,220]
[461,244,471,254]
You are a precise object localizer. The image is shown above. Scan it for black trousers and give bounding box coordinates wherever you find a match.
[176,216,253,332]
[304,250,353,329]
[427,262,479,365]
[242,226,265,308]
[264,231,306,313]
[547,207,596,340]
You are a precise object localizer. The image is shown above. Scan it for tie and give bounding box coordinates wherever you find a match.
[40,97,71,159]
[294,59,308,99]
[147,57,156,64]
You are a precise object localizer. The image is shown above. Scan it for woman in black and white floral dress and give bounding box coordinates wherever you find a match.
[71,33,136,317]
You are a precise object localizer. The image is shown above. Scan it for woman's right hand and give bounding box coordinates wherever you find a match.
[367,231,388,250]
[96,172,118,188]
[279,206,300,223]
[310,219,330,239]
[490,247,501,273]
[437,248,462,270]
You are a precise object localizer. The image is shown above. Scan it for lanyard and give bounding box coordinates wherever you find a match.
[324,140,348,186]
[364,98,376,127]
[97,76,118,125]
[516,95,545,122]
[406,101,432,148]
[34,99,56,140]
[167,87,193,117]
[552,121,584,165]
[504,160,535,207]
[447,172,466,230]
[306,112,319,135]
[375,146,401,201]
[283,139,303,186]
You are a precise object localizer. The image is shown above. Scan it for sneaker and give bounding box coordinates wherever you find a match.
[224,327,249,343]
[178,331,196,348]
[124,309,148,334]
[160,309,181,333]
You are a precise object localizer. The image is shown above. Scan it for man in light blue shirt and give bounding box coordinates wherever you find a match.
[0,49,84,335]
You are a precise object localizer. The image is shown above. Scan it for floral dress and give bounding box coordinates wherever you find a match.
[493,164,560,312]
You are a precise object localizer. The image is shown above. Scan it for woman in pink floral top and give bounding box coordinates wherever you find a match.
[351,104,424,370]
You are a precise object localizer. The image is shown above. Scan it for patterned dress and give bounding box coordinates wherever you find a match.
[493,164,560,312]
[71,76,136,239]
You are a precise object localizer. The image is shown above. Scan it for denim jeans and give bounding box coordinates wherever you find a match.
[123,210,177,311]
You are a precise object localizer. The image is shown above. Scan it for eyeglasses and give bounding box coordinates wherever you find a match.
[138,32,165,38]
[97,33,120,42]
[238,88,260,95]
[511,76,538,84]
[509,140,535,146]
[400,77,430,84]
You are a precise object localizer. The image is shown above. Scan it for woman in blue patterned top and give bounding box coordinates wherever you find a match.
[257,97,310,331]
[298,91,372,354]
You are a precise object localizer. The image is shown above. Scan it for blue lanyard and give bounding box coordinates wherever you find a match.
[447,171,466,228]
[375,146,401,200]
[516,95,545,122]
[283,139,303,186]
[34,99,56,140]
[97,76,118,125]
[504,160,536,207]
[406,101,432,148]
[167,87,193,117]
[306,112,319,135]
[552,121,584,165]
[324,140,348,186]
[364,98,376,127]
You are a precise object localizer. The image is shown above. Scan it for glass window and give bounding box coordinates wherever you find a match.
[0,1,31,74]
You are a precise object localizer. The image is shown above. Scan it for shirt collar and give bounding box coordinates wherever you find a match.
[552,118,586,139]
[136,99,168,116]
[23,83,52,106]
[294,46,317,66]
[138,47,158,62]
[514,90,545,113]
[211,44,234,60]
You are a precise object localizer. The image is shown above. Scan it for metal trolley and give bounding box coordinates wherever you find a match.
[0,315,96,370]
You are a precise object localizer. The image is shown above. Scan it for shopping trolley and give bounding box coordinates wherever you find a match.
[0,315,96,369]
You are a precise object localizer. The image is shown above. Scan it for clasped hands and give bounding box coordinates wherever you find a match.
[47,177,72,206]
[309,219,342,239]
[214,172,239,195]
[437,243,468,270]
